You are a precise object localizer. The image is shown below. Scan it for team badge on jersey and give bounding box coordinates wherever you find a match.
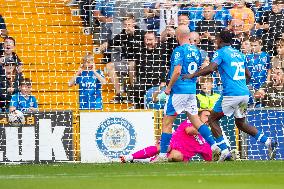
[96,117,136,159]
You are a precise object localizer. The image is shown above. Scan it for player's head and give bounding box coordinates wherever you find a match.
[198,109,211,124]
[241,34,251,54]
[215,30,234,49]
[3,36,16,55]
[20,78,32,96]
[276,38,284,55]
[250,36,263,53]
[123,14,136,35]
[189,32,200,45]
[178,14,190,26]
[82,53,94,70]
[144,31,158,50]
[203,4,215,20]
[175,25,190,44]
[199,76,213,94]
[271,68,284,86]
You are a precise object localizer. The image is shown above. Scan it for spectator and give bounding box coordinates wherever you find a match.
[132,31,168,109]
[93,0,115,43]
[214,2,232,28]
[68,53,106,110]
[247,36,271,90]
[0,58,23,112]
[9,78,38,112]
[241,33,251,54]
[157,0,179,34]
[197,76,220,110]
[99,14,145,103]
[79,0,95,27]
[250,0,269,37]
[145,82,167,110]
[0,14,7,39]
[143,2,160,33]
[0,37,23,74]
[230,19,246,50]
[188,3,204,31]
[229,0,255,33]
[196,4,223,59]
[254,67,284,108]
[271,38,284,70]
[256,0,284,55]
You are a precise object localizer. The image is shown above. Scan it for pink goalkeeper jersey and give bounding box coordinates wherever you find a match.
[170,119,211,153]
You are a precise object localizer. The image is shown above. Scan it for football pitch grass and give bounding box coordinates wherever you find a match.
[0,161,284,189]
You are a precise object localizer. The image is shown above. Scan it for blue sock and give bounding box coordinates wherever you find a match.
[253,131,268,144]
[215,136,228,151]
[198,124,216,146]
[160,133,172,153]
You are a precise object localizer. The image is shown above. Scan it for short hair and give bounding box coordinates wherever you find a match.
[198,109,210,116]
[276,38,284,47]
[199,76,213,84]
[273,0,284,5]
[4,36,16,46]
[20,78,32,86]
[122,13,135,22]
[82,53,94,62]
[249,36,262,44]
[218,30,235,44]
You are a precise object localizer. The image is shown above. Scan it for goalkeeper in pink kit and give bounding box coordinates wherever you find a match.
[120,110,212,163]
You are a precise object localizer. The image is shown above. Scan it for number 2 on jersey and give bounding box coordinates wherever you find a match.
[231,62,245,80]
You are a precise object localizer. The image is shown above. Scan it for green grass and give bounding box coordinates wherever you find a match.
[0,161,284,189]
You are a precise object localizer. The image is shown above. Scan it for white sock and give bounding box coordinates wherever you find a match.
[159,153,167,158]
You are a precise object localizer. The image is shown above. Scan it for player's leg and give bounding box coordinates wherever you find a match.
[234,98,278,160]
[152,94,182,162]
[159,115,176,157]
[120,145,159,163]
[184,95,217,149]
[167,150,184,162]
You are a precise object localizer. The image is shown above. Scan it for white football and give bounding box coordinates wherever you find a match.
[8,110,25,126]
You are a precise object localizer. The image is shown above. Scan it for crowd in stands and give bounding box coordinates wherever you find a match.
[82,0,283,110]
[0,14,38,113]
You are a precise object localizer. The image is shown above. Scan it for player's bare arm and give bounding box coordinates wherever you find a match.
[182,62,218,80]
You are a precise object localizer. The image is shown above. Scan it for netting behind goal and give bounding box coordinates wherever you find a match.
[0,0,283,163]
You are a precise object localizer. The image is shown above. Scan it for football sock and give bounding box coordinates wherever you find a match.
[253,131,268,144]
[132,146,158,159]
[198,124,216,146]
[215,136,228,151]
[160,132,172,154]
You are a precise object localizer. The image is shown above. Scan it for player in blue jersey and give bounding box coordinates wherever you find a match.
[9,78,38,112]
[153,25,218,162]
[68,53,106,110]
[183,30,278,161]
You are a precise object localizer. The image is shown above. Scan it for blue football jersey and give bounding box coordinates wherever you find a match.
[212,46,250,96]
[169,44,202,94]
[246,52,271,90]
[10,92,38,112]
[76,70,104,110]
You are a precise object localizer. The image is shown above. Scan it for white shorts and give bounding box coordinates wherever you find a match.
[213,95,249,118]
[164,94,198,116]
